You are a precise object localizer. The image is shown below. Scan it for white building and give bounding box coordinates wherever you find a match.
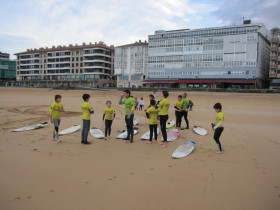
[146,21,271,89]
[114,40,148,88]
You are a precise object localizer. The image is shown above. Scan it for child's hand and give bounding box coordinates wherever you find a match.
[50,119,53,123]
[58,108,62,112]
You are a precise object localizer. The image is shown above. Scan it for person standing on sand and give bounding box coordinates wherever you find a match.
[103,100,116,140]
[49,94,64,143]
[156,90,170,148]
[174,95,183,130]
[145,99,159,144]
[119,90,135,143]
[212,102,224,154]
[181,93,190,129]
[81,94,94,145]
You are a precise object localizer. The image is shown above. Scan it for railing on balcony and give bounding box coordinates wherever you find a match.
[270,64,277,69]
[271,46,278,51]
[269,72,277,77]
[270,55,278,60]
[271,37,279,42]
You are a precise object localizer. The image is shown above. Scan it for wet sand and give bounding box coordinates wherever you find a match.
[0,87,280,210]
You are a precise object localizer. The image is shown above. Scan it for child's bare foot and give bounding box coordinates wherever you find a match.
[160,143,167,148]
[216,150,223,154]
[104,137,107,140]
[146,141,152,144]
[57,139,62,143]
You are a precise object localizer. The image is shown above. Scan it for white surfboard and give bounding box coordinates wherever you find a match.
[193,126,208,136]
[59,125,81,135]
[162,128,180,142]
[172,141,196,158]
[166,120,175,129]
[90,127,105,139]
[13,122,48,132]
[133,118,139,126]
[117,128,139,139]
[141,128,160,140]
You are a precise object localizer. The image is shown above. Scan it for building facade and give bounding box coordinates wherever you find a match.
[15,42,115,87]
[269,28,280,89]
[0,52,16,80]
[145,21,270,89]
[114,41,148,88]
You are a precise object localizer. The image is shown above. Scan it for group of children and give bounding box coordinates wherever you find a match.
[49,90,224,153]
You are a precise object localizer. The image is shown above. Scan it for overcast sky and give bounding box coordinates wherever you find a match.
[1,0,280,59]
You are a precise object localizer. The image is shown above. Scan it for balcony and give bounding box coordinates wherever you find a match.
[271,46,278,51]
[270,55,278,60]
[269,72,277,77]
[270,64,277,69]
[271,37,279,43]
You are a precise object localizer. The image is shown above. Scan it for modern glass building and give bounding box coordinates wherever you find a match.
[15,42,115,86]
[145,21,270,88]
[0,52,16,80]
[114,40,148,88]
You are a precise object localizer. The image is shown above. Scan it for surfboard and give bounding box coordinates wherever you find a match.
[133,118,139,126]
[59,125,81,135]
[166,120,175,129]
[193,126,208,136]
[12,122,48,132]
[90,127,105,139]
[172,141,196,158]
[141,128,160,140]
[162,128,180,142]
[117,128,139,139]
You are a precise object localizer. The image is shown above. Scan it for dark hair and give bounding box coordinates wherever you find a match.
[82,94,90,101]
[183,92,187,97]
[150,99,156,106]
[123,90,131,96]
[55,94,62,101]
[162,90,169,98]
[178,95,182,99]
[213,103,222,110]
[149,94,154,99]
[106,100,111,104]
[141,97,143,100]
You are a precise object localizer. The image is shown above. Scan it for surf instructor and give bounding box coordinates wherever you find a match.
[119,90,135,143]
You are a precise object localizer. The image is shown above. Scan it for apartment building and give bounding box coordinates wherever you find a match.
[15,42,115,87]
[114,40,148,88]
[145,21,270,89]
[0,52,16,80]
[269,28,280,89]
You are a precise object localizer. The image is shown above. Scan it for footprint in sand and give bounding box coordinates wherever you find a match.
[84,181,89,184]
[14,197,21,200]
[150,168,154,171]
[49,189,54,192]
[27,196,32,199]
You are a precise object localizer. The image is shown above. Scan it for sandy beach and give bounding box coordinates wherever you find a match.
[0,87,280,210]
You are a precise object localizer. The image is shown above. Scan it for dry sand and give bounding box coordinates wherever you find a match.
[0,87,280,210]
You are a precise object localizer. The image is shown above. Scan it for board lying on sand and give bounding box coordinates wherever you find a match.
[141,128,160,140]
[117,128,139,139]
[193,126,208,136]
[133,118,139,126]
[162,128,180,142]
[172,141,196,158]
[59,125,81,135]
[90,127,105,139]
[12,122,48,132]
[166,120,175,129]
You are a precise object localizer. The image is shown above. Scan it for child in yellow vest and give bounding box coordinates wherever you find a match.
[103,101,116,140]
[174,95,183,130]
[145,99,160,144]
[49,94,64,143]
[81,94,94,145]
[212,102,224,154]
